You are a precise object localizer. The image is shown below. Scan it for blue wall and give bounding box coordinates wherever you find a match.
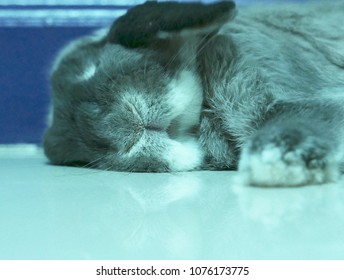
[1,27,96,144]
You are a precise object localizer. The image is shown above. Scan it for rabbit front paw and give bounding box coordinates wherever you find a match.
[238,129,339,186]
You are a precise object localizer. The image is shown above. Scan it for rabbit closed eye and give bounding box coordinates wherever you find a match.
[44,1,344,186]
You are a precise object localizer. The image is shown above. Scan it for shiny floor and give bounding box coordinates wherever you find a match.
[1,145,344,260]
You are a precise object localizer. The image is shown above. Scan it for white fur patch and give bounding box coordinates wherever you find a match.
[165,139,203,171]
[238,144,339,187]
[51,28,108,74]
[79,64,97,81]
[166,70,203,130]
[161,70,204,171]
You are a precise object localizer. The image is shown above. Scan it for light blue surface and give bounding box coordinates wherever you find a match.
[1,146,343,260]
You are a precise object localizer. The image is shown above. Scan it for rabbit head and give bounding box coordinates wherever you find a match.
[43,1,236,172]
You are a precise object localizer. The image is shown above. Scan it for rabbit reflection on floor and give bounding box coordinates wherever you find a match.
[44,1,344,187]
[99,172,344,258]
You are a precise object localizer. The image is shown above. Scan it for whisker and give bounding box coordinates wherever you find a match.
[81,156,106,169]
[181,34,215,72]
[163,37,197,70]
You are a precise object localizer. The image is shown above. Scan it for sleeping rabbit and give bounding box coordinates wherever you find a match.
[43,1,344,186]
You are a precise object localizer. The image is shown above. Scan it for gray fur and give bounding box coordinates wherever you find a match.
[44,1,344,186]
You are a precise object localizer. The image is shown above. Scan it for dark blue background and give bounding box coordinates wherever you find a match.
[0,27,96,144]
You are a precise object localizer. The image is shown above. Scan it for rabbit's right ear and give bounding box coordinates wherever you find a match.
[107,1,236,48]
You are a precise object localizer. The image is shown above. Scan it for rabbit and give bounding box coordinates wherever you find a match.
[43,0,344,187]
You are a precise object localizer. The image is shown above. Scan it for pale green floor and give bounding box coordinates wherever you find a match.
[1,145,344,260]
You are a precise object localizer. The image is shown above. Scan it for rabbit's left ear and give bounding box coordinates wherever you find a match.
[108,1,236,48]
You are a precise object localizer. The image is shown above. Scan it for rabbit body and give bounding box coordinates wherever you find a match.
[44,1,344,186]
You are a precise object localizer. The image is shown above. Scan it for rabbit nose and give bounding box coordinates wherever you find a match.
[167,119,179,139]
[167,117,200,140]
[145,124,165,132]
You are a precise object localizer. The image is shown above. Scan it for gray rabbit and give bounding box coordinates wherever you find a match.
[43,1,344,186]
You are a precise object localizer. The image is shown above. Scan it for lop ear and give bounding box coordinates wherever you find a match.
[108,1,236,48]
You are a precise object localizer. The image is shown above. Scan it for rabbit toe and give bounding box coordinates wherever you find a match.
[238,137,339,187]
